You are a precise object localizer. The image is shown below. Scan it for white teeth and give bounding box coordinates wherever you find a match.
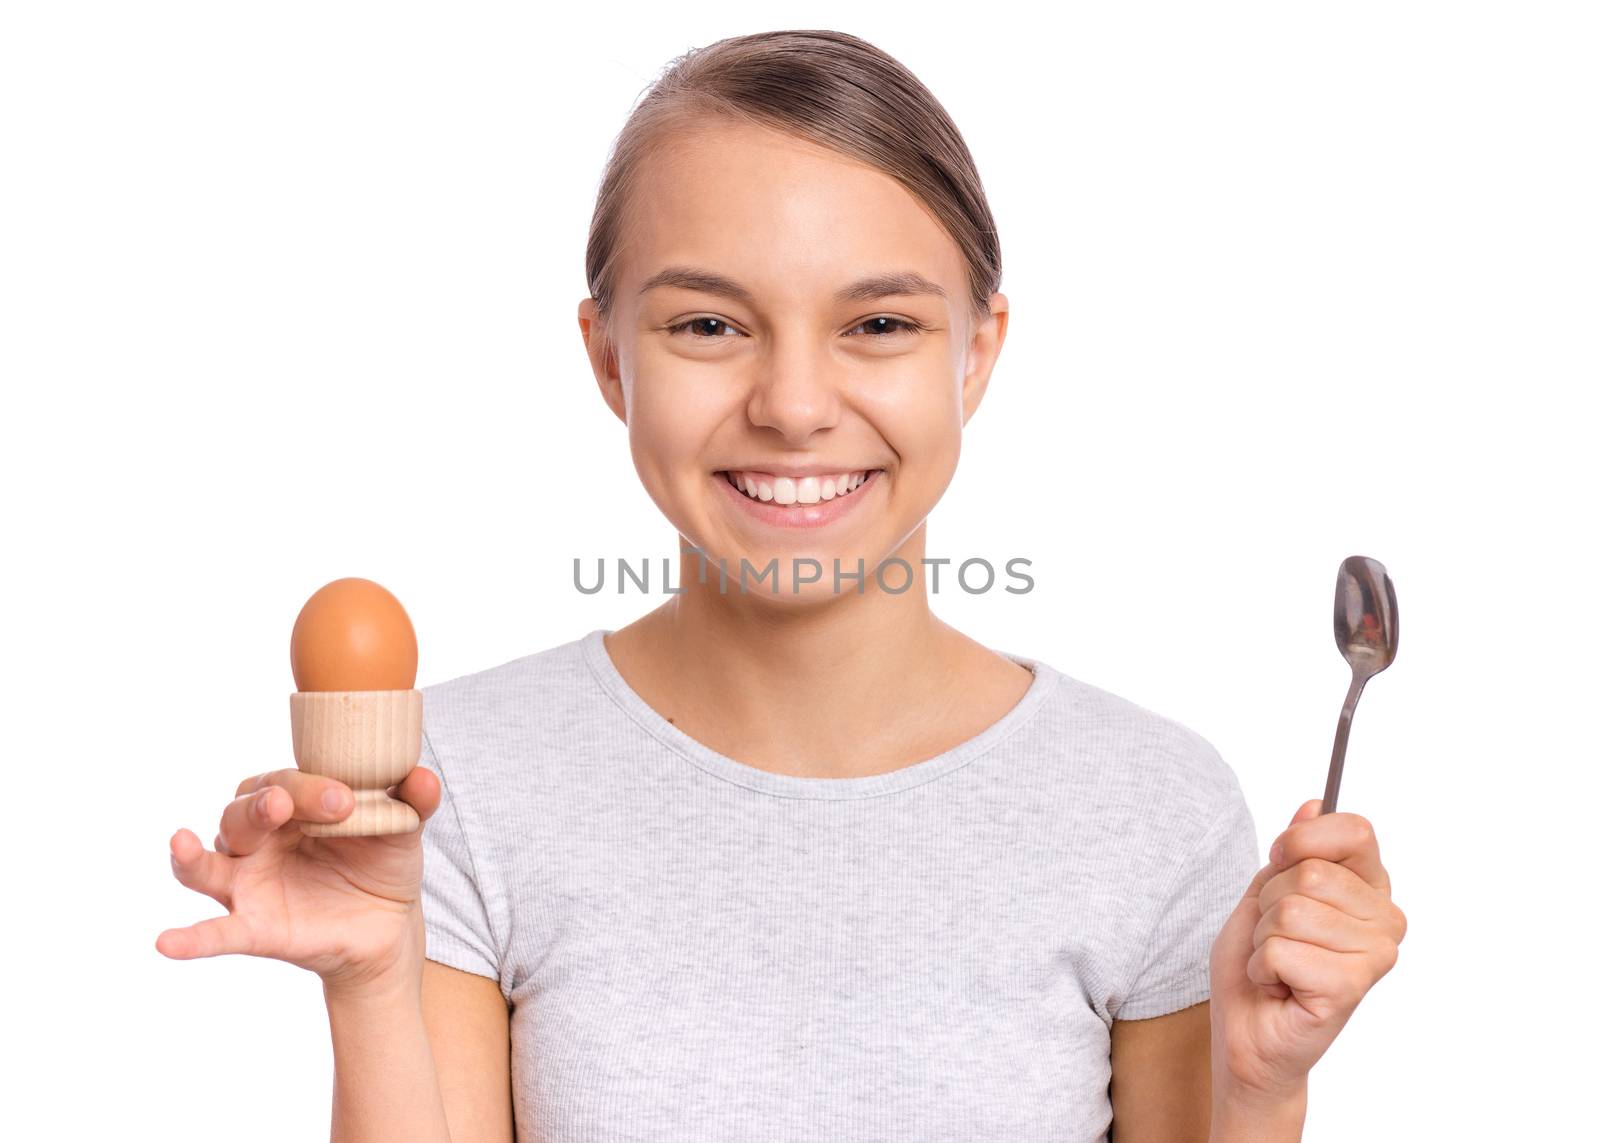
[725,469,875,505]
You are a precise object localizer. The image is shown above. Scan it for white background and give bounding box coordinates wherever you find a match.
[4,2,1594,1139]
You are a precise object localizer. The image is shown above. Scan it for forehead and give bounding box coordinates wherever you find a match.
[623,121,964,307]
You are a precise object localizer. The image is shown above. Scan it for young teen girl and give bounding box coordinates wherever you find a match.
[160,29,1405,1143]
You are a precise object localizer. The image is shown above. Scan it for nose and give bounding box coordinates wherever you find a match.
[743,339,845,444]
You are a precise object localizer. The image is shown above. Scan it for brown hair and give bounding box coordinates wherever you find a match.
[584,29,1002,330]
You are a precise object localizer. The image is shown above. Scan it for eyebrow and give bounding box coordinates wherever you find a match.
[637,265,948,307]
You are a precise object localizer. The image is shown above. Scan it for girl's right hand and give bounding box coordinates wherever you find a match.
[156,765,442,993]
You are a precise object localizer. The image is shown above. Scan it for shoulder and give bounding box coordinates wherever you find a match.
[421,630,593,707]
[419,629,599,731]
[1010,653,1246,838]
[417,630,609,787]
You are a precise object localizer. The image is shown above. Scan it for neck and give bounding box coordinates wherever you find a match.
[608,524,986,777]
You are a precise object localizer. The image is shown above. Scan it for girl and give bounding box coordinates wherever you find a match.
[159,29,1405,1143]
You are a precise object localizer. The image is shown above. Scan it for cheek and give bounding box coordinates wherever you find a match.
[626,366,729,481]
[858,367,965,479]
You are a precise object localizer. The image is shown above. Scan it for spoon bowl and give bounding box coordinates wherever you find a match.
[1322,555,1399,814]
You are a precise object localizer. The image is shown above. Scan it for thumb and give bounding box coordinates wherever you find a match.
[1212,859,1273,999]
[1240,798,1322,904]
[1210,798,1322,1003]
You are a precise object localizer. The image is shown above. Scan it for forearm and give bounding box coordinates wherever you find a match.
[324,939,452,1143]
[1208,1078,1307,1143]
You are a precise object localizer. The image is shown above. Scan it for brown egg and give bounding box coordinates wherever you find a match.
[290,577,418,692]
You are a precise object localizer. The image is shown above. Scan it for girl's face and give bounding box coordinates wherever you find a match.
[579,120,1008,601]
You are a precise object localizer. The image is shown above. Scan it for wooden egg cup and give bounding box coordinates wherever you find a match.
[289,689,423,837]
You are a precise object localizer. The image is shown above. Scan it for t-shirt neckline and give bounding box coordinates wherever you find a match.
[580,627,1061,801]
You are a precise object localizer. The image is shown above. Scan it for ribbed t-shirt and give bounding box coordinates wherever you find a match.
[417,628,1259,1143]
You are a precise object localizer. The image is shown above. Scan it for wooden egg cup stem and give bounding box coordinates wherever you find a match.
[289,689,423,837]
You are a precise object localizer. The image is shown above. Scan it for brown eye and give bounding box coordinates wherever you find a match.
[666,316,742,339]
[847,316,923,337]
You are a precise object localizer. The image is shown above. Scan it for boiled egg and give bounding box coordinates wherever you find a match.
[290,577,418,691]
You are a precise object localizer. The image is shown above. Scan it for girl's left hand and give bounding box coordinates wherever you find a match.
[1208,798,1407,1104]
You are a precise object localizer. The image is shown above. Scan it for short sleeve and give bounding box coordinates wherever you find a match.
[1115,764,1260,1021]
[417,726,502,982]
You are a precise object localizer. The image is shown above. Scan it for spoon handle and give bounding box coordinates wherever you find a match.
[1322,671,1368,814]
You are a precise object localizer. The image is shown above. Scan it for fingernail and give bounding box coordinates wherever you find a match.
[1270,839,1285,864]
[323,789,346,814]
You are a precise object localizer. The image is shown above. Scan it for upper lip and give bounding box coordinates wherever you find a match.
[715,464,882,478]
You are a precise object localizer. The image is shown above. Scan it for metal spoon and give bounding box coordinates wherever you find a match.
[1322,555,1399,814]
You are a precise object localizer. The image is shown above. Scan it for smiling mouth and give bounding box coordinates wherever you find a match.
[717,469,883,506]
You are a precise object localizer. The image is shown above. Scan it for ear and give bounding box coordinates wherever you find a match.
[577,297,627,425]
[960,292,1009,427]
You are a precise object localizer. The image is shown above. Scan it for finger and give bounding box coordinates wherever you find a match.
[1268,809,1390,896]
[217,785,291,858]
[394,764,441,823]
[1240,799,1327,902]
[235,768,356,826]
[1253,891,1376,955]
[235,768,299,798]
[1245,935,1371,1011]
[1238,861,1274,905]
[154,912,255,960]
[220,775,356,856]
[1259,857,1393,926]
[168,827,234,908]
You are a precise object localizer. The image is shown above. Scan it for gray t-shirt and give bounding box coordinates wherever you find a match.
[418,628,1259,1143]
